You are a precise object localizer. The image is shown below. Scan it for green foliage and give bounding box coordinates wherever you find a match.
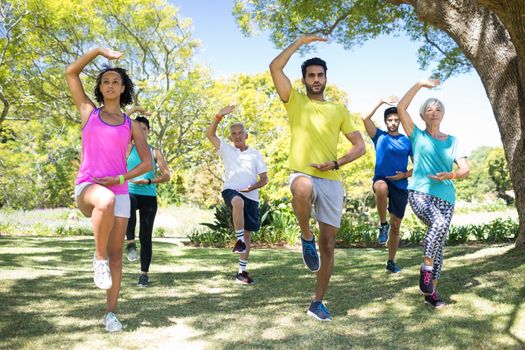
[233,0,472,80]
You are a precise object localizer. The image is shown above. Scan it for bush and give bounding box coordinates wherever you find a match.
[448,225,469,244]
[483,218,519,243]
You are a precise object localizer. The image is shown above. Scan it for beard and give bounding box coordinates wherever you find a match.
[305,82,326,96]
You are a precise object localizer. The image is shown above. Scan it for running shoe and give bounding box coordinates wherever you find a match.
[236,271,255,285]
[126,243,139,262]
[307,301,333,321]
[137,274,149,288]
[386,260,401,273]
[419,267,433,295]
[301,236,320,272]
[378,224,390,245]
[232,239,246,254]
[103,312,122,332]
[93,253,112,290]
[424,291,445,308]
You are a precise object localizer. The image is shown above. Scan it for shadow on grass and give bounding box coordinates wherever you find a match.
[0,236,524,349]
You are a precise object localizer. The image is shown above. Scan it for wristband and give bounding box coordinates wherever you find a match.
[333,160,339,170]
[450,172,456,180]
[148,179,152,185]
[215,114,223,122]
[118,175,125,184]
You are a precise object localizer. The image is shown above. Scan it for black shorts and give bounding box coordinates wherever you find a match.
[373,178,409,219]
[221,189,261,231]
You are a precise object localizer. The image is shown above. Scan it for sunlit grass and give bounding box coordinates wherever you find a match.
[0,236,524,349]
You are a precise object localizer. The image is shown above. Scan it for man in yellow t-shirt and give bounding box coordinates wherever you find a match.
[269,35,366,321]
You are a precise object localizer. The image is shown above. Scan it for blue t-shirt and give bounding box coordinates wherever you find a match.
[127,145,157,196]
[372,128,412,190]
[408,126,464,205]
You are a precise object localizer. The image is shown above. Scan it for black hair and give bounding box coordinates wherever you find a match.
[301,57,327,79]
[134,116,150,130]
[94,65,134,108]
[384,106,398,121]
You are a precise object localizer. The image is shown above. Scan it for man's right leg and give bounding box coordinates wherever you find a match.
[373,180,389,245]
[386,214,402,273]
[291,175,314,240]
[290,175,319,272]
[231,195,246,254]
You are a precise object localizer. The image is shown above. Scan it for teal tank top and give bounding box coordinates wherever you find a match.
[408,127,458,204]
[127,145,157,196]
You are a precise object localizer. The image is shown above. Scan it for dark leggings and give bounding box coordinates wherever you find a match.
[126,194,158,273]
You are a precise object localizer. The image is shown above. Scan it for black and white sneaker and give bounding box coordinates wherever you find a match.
[137,274,149,288]
[232,239,246,254]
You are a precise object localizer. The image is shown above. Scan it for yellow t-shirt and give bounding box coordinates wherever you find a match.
[284,88,356,181]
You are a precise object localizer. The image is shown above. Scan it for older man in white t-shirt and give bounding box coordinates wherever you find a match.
[206,105,268,285]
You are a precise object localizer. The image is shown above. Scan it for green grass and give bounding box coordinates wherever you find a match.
[1,236,524,349]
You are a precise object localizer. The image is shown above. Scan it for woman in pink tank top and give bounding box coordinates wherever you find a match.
[66,48,152,332]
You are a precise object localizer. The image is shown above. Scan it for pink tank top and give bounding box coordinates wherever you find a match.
[75,108,131,194]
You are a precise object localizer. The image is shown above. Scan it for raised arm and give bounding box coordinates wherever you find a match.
[206,105,235,151]
[362,96,399,139]
[126,106,152,117]
[65,48,123,125]
[397,79,440,137]
[269,35,327,103]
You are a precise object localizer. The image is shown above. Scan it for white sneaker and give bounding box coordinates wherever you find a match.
[103,312,122,332]
[93,253,112,290]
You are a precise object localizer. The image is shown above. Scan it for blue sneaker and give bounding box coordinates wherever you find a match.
[378,224,390,245]
[386,260,401,273]
[307,301,333,321]
[301,236,320,272]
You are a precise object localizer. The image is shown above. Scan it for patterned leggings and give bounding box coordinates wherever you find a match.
[408,190,454,279]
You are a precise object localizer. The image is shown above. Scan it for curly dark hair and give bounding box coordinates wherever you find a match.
[301,57,327,79]
[94,65,134,107]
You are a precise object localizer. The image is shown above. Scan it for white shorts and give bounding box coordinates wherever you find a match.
[288,172,344,228]
[74,183,131,219]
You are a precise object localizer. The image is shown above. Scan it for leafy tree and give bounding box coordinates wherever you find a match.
[0,0,208,207]
[193,72,375,206]
[486,147,513,204]
[232,0,525,245]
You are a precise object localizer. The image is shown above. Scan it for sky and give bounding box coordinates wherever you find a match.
[171,0,502,155]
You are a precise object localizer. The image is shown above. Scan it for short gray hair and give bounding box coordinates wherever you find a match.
[419,98,445,117]
[229,122,247,134]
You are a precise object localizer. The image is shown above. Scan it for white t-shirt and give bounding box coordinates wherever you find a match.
[219,139,267,202]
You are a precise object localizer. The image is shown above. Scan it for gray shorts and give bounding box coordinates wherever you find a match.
[74,182,131,219]
[288,172,344,228]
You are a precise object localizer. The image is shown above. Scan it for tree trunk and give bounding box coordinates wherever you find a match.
[390,0,525,246]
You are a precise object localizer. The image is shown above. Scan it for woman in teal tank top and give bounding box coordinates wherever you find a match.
[124,109,171,288]
[398,79,470,309]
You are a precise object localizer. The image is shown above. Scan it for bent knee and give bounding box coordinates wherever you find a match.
[231,196,244,209]
[373,181,388,195]
[291,177,314,199]
[95,193,116,212]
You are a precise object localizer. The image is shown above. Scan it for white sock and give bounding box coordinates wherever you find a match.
[422,263,433,271]
[235,229,245,242]
[239,259,247,273]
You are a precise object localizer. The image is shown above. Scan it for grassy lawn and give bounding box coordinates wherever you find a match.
[1,236,524,349]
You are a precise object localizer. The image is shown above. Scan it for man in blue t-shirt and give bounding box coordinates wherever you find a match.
[362,96,413,273]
